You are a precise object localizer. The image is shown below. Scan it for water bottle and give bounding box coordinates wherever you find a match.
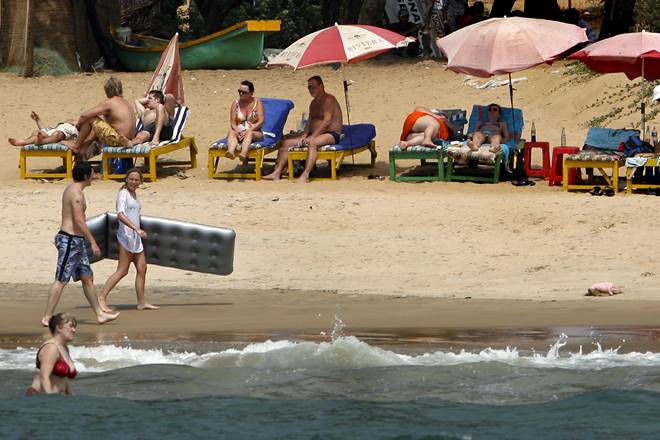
[645,126,651,143]
[560,127,566,147]
[298,112,307,132]
[531,122,537,142]
[652,126,658,147]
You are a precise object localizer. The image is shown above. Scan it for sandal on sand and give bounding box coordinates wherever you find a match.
[603,186,615,197]
[589,186,602,196]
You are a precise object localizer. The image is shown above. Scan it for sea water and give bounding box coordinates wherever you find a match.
[2,323,660,439]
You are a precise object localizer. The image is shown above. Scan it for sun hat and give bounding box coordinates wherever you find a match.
[654,84,660,102]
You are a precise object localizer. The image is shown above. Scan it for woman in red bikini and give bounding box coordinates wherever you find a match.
[26,313,78,395]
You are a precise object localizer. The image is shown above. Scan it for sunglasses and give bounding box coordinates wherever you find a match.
[238,89,250,95]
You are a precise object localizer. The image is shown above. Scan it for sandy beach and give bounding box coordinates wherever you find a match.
[1,58,660,344]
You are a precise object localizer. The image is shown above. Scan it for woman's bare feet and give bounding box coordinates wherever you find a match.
[137,303,159,310]
[238,154,248,164]
[96,310,120,324]
[225,150,235,159]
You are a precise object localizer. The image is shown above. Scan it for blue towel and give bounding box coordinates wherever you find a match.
[213,97,294,148]
[467,105,524,159]
[584,127,640,151]
[328,124,376,151]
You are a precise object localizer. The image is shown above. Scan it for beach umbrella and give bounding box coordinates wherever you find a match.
[437,17,588,133]
[267,24,414,127]
[568,31,660,136]
[145,33,184,103]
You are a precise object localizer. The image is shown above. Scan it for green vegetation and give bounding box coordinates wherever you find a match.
[634,0,660,32]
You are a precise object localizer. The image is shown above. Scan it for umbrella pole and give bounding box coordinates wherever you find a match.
[341,65,355,171]
[641,58,646,138]
[508,73,516,135]
[509,73,526,181]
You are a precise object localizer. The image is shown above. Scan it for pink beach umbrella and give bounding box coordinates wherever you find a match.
[568,31,660,134]
[437,17,587,133]
[267,24,414,126]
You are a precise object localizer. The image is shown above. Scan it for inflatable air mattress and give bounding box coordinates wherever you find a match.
[86,212,235,275]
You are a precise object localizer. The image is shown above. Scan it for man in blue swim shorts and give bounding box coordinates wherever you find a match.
[42,162,120,327]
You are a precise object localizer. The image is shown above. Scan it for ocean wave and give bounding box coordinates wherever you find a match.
[2,334,660,372]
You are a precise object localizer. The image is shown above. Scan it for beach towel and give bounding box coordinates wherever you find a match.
[287,124,376,152]
[584,127,640,151]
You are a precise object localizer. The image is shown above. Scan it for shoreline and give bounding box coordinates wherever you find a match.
[2,283,660,352]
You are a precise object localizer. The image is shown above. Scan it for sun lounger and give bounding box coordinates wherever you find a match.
[19,143,74,179]
[445,105,524,184]
[562,127,636,192]
[208,98,295,180]
[388,109,467,182]
[101,105,196,181]
[286,124,377,180]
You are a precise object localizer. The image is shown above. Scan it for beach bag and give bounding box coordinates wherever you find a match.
[622,136,654,157]
[109,158,134,174]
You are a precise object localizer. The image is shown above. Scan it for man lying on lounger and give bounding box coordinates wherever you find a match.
[263,75,343,183]
[8,111,78,148]
[72,76,136,158]
[128,90,175,146]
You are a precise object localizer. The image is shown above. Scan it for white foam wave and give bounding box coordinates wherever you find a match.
[2,334,660,372]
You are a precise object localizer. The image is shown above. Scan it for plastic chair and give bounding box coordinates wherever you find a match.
[524,141,551,179]
[549,146,579,186]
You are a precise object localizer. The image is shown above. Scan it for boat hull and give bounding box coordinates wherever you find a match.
[113,20,280,71]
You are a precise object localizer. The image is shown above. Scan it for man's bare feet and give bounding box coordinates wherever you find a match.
[118,134,132,149]
[41,316,50,327]
[296,175,310,183]
[96,310,120,324]
[262,171,281,180]
[8,138,28,146]
[225,150,235,159]
[137,303,159,310]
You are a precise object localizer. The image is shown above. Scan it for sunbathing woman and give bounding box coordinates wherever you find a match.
[26,313,78,395]
[399,107,450,148]
[468,103,509,153]
[9,111,78,147]
[225,80,264,161]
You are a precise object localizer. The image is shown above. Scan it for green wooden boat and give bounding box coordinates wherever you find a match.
[111,20,280,71]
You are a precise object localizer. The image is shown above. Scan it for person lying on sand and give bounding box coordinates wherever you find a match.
[72,76,136,158]
[9,111,78,148]
[468,103,509,153]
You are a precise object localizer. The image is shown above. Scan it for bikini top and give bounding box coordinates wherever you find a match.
[235,99,259,124]
[36,343,77,379]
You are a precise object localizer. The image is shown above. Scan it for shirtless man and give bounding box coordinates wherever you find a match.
[8,111,78,148]
[130,90,174,146]
[42,162,120,327]
[263,76,343,183]
[73,77,136,158]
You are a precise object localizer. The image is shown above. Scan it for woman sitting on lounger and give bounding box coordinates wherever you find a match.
[468,103,509,153]
[399,107,451,149]
[225,80,264,161]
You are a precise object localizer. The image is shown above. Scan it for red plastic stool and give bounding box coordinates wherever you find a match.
[549,146,580,186]
[524,141,551,179]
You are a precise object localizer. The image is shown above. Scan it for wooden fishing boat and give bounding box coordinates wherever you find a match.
[111,20,280,71]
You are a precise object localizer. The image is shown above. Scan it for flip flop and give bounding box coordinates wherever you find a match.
[589,186,602,196]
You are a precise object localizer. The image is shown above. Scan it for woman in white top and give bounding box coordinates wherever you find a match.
[98,168,158,311]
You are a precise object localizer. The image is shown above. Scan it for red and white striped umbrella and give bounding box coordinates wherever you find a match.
[267,24,414,69]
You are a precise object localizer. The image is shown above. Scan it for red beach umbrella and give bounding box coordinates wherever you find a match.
[437,17,587,133]
[568,31,660,134]
[267,24,413,126]
[145,33,184,103]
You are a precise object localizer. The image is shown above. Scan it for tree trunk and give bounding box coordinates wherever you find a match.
[358,0,386,25]
[22,0,32,77]
[599,0,636,39]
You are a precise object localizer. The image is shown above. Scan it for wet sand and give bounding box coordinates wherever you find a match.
[2,283,660,353]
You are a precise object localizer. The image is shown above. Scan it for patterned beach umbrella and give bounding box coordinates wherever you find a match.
[145,33,184,103]
[267,24,414,69]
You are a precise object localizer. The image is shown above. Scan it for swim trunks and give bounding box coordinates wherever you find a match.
[43,123,78,141]
[92,119,124,147]
[54,230,93,283]
[327,131,341,144]
[142,118,174,143]
[400,111,449,142]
